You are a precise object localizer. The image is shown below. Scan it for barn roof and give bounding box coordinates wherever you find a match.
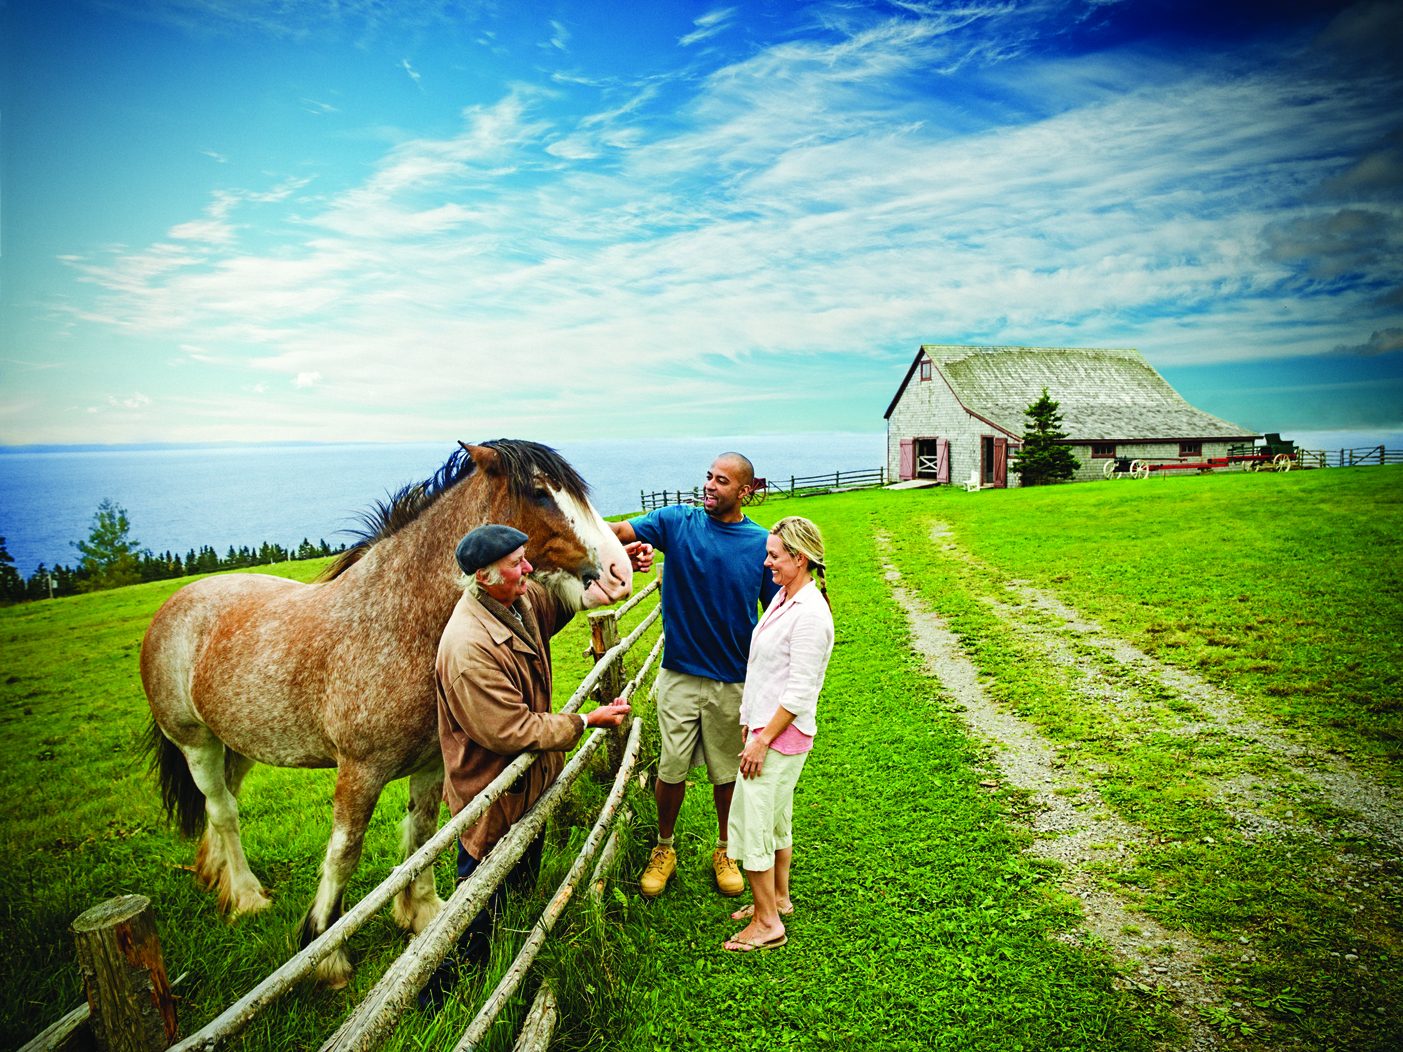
[885,344,1260,442]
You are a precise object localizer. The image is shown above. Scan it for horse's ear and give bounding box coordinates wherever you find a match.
[460,442,501,473]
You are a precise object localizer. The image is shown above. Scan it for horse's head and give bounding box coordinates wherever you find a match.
[461,440,632,611]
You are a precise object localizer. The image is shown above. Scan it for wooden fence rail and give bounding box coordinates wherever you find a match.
[638,466,886,510]
[131,587,664,1052]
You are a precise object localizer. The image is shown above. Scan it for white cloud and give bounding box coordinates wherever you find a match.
[401,59,423,88]
[546,20,570,51]
[45,7,1403,441]
[680,7,736,47]
[202,149,229,163]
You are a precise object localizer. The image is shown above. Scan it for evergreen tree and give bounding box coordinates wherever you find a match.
[73,499,144,592]
[0,538,24,601]
[1017,387,1081,486]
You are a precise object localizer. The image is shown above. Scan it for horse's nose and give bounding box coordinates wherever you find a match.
[582,563,602,590]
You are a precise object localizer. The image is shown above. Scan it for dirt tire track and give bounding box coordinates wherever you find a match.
[880,550,1227,1049]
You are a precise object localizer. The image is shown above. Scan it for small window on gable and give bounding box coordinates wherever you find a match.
[919,360,932,381]
[1090,443,1116,458]
[1180,441,1202,457]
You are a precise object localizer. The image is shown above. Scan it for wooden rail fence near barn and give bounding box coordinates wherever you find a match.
[30,579,664,1052]
[1309,445,1401,469]
[639,466,886,510]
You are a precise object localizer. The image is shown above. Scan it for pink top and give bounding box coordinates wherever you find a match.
[740,579,835,754]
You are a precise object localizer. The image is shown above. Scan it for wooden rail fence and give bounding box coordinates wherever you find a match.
[639,466,886,510]
[1301,445,1401,468]
[30,578,664,1052]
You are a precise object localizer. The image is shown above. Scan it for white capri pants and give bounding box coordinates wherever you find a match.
[726,749,809,872]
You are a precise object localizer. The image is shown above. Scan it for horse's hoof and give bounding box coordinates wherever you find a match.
[225,886,273,916]
[393,892,444,934]
[316,950,354,989]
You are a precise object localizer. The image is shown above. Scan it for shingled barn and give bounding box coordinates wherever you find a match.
[884,344,1260,488]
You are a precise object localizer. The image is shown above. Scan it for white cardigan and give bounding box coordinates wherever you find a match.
[739,579,835,738]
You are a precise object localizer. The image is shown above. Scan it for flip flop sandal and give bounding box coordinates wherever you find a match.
[722,933,788,952]
[730,903,794,919]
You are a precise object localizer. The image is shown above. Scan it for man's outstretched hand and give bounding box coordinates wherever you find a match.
[624,541,654,573]
[585,700,631,728]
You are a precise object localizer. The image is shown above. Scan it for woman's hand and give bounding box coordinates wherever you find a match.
[737,732,768,780]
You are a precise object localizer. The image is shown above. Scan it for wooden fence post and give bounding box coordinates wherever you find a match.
[587,609,628,770]
[71,895,178,1052]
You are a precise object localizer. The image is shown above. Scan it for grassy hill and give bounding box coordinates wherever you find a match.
[1,465,1398,1051]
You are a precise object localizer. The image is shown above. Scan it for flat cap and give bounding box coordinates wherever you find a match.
[455,524,529,576]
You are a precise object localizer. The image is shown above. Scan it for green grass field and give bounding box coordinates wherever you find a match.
[1,465,1399,1051]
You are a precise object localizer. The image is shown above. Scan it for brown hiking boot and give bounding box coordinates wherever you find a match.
[639,845,677,898]
[713,848,744,896]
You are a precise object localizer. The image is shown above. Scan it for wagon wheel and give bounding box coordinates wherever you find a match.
[1131,459,1150,480]
[1273,453,1294,472]
[1103,459,1117,480]
[743,487,767,506]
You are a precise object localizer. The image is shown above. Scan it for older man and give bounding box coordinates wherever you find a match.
[422,524,629,1007]
[609,453,778,899]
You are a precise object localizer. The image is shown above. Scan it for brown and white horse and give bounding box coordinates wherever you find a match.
[141,440,630,986]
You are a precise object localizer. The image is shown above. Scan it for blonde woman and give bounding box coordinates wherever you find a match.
[723,516,834,952]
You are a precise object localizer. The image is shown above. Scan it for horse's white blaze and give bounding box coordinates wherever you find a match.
[551,487,632,609]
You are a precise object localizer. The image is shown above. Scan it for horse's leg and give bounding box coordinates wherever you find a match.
[183,738,272,915]
[300,761,384,989]
[393,762,445,934]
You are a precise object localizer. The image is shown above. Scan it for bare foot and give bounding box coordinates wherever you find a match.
[722,920,785,952]
[730,900,793,920]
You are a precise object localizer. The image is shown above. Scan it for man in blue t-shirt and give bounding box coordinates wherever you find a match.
[609,453,778,898]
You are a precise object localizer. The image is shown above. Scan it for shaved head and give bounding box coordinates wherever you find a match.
[716,452,754,488]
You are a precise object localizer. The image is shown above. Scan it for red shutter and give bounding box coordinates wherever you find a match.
[993,437,1007,488]
[899,439,914,480]
[936,438,949,483]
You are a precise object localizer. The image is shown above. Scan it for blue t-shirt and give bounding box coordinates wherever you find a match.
[630,505,779,683]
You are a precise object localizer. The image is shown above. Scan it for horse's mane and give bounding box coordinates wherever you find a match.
[319,439,591,581]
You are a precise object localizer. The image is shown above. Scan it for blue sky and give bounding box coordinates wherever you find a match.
[2,0,1400,446]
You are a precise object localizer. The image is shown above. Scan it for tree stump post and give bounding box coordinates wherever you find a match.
[71,895,178,1052]
[587,609,628,769]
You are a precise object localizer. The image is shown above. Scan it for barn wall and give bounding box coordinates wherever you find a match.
[887,366,1019,486]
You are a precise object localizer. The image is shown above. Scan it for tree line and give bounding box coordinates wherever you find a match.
[0,498,346,603]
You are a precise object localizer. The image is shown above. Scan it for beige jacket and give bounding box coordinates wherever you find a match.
[436,581,586,859]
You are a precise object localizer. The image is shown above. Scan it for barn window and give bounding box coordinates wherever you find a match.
[1090,443,1116,458]
[1179,441,1202,457]
[919,360,932,381]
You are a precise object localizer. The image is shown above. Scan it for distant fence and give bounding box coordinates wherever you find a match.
[1297,446,1401,469]
[639,467,886,511]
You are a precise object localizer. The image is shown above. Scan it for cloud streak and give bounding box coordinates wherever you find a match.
[30,3,1403,442]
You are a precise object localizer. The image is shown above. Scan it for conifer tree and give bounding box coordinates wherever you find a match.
[1017,387,1081,486]
[0,538,24,601]
[73,499,144,591]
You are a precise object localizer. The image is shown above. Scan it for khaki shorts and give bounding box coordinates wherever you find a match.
[655,668,744,785]
[726,749,809,872]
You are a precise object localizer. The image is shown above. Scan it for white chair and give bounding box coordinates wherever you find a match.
[963,468,981,492]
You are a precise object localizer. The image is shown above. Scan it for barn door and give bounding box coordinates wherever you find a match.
[936,438,949,483]
[899,439,914,480]
[993,437,1007,488]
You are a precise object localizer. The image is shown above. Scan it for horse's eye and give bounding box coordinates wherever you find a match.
[533,487,551,502]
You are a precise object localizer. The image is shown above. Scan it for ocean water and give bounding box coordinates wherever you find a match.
[0,433,885,575]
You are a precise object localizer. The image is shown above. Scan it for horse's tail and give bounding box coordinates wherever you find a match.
[146,720,206,838]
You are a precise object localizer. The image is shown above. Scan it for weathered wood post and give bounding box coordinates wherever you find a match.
[587,609,628,770]
[71,895,178,1052]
